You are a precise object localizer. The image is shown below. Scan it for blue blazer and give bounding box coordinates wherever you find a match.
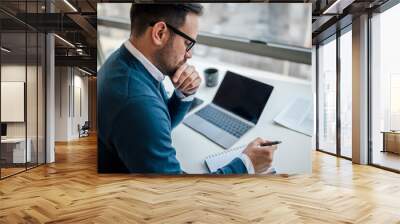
[97,45,247,174]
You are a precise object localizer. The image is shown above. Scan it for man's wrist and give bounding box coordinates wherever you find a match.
[239,153,255,174]
[175,89,194,102]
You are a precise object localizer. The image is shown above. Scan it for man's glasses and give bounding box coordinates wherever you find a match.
[149,22,196,52]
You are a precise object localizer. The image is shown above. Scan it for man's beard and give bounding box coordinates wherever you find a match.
[154,40,185,77]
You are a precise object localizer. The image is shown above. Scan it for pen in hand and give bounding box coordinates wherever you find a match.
[260,141,282,147]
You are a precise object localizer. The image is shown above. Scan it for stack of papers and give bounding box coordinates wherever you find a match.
[273,97,313,136]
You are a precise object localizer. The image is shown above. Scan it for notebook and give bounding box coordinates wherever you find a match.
[204,145,276,174]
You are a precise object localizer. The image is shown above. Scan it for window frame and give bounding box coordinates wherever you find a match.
[315,23,353,161]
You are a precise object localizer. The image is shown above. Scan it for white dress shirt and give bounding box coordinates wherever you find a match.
[123,40,256,174]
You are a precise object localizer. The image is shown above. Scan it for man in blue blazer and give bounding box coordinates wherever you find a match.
[98,4,277,174]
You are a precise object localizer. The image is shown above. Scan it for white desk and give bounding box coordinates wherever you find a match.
[164,57,313,174]
[1,138,32,163]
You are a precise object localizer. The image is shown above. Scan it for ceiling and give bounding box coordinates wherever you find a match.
[0,0,98,74]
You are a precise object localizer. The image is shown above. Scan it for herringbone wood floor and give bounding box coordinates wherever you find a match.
[1,134,400,223]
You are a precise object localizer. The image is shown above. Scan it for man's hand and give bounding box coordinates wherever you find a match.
[243,137,277,173]
[171,63,202,96]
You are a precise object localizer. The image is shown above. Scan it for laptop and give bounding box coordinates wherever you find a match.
[1,123,7,140]
[183,71,274,149]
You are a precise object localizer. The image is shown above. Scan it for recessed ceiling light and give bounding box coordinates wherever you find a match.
[54,34,75,48]
[1,47,11,53]
[78,67,93,76]
[63,0,78,12]
[323,0,354,15]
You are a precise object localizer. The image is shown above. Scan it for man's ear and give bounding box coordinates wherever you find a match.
[151,22,169,48]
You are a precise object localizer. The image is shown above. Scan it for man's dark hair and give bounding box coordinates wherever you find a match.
[130,3,203,37]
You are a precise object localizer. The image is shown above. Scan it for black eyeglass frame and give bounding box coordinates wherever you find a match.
[149,21,196,52]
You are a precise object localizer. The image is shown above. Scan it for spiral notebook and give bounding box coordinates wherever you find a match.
[205,145,247,173]
[205,145,277,174]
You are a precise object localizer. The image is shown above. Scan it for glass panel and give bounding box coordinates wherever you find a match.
[97,25,312,81]
[97,3,311,48]
[371,4,400,171]
[0,1,46,178]
[27,31,38,169]
[199,3,311,48]
[340,29,352,158]
[195,44,311,80]
[318,37,337,154]
[97,3,130,21]
[97,25,129,62]
[1,31,27,177]
[97,3,312,80]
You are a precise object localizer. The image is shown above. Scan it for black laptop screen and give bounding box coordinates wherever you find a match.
[1,123,7,137]
[212,71,274,124]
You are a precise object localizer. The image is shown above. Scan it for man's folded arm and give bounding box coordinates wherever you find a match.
[167,90,193,129]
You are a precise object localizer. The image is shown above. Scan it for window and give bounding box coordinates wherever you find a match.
[97,3,312,80]
[194,44,311,80]
[199,3,311,48]
[97,3,130,21]
[317,36,337,154]
[339,28,352,158]
[371,2,400,171]
[97,25,129,62]
[198,3,311,80]
[390,74,400,130]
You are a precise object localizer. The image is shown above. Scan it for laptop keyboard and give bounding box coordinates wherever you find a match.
[195,105,252,138]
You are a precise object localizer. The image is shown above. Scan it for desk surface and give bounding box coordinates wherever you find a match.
[1,138,27,144]
[164,57,313,174]
[381,131,400,134]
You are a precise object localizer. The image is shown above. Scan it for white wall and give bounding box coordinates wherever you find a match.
[1,65,40,138]
[55,66,69,141]
[1,65,26,131]
[71,72,89,138]
[54,67,89,141]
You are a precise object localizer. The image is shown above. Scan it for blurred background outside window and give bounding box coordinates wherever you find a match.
[98,3,312,81]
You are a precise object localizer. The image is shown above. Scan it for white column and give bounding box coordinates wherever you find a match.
[352,14,369,164]
[45,0,55,163]
[46,33,55,163]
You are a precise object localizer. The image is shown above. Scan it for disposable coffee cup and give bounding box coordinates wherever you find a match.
[204,68,219,87]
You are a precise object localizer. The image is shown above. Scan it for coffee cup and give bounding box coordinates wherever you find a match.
[204,68,219,87]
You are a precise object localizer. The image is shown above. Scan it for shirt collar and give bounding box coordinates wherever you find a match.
[124,40,165,82]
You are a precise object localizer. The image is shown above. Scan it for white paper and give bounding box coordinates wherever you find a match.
[273,97,313,136]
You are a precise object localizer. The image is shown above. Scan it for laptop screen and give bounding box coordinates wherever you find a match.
[212,71,274,124]
[1,123,7,137]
